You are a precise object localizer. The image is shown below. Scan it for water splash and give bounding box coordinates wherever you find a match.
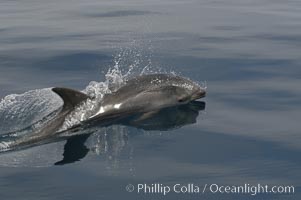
[0,88,63,135]
[59,41,155,131]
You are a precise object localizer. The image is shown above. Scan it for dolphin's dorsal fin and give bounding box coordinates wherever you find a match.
[52,87,89,110]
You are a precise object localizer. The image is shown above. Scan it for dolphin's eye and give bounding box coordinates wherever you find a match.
[178,96,189,103]
[177,94,190,103]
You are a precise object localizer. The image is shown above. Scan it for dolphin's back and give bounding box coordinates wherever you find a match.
[102,74,191,104]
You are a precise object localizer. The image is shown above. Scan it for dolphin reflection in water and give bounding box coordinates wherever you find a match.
[55,101,206,165]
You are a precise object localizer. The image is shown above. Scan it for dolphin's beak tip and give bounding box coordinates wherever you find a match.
[192,88,206,100]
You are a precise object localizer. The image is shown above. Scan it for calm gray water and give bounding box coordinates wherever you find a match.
[0,0,300,199]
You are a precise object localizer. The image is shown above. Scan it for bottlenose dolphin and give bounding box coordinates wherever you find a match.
[1,73,206,151]
[87,74,206,123]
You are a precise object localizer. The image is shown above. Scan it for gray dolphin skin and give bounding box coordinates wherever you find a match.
[88,74,206,121]
[2,74,206,150]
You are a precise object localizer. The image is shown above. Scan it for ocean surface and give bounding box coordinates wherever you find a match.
[0,0,300,199]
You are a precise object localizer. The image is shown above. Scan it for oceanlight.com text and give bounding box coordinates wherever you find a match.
[125,183,295,196]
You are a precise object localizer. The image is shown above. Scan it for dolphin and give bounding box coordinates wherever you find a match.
[1,73,206,151]
[87,74,206,123]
